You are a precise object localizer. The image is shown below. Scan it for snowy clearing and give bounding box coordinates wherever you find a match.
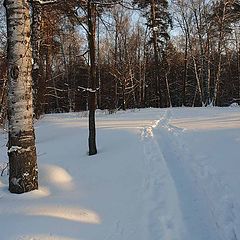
[1,107,240,240]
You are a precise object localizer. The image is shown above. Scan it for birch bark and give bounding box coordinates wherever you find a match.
[4,0,38,193]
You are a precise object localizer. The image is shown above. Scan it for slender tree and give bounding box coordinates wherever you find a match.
[133,0,172,107]
[87,0,97,155]
[4,0,38,193]
[31,0,43,118]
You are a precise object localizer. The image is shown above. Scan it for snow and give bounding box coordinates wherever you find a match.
[8,146,32,154]
[33,63,40,70]
[8,145,22,153]
[1,107,240,240]
[77,86,99,93]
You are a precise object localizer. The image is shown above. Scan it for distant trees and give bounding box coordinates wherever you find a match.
[133,0,172,107]
[31,0,87,115]
[1,0,240,121]
[210,0,240,105]
[172,0,240,106]
[1,0,240,111]
[102,5,143,110]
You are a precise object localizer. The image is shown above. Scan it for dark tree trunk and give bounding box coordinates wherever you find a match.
[31,0,43,118]
[150,0,162,107]
[87,0,97,155]
[182,35,188,106]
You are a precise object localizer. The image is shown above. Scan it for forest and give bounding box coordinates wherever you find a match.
[1,2,240,238]
[1,0,240,124]
[1,0,240,194]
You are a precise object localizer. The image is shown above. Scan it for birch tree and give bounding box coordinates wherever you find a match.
[4,0,38,193]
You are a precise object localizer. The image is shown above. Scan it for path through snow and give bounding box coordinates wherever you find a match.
[143,108,240,240]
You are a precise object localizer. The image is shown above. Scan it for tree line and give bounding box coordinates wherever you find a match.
[2,0,240,118]
[1,0,240,193]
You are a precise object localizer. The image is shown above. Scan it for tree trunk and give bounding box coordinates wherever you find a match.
[192,5,207,105]
[87,0,97,155]
[164,58,172,107]
[150,0,162,107]
[182,34,188,106]
[31,0,42,118]
[4,0,38,193]
[206,31,211,105]
[97,15,102,109]
[213,0,227,106]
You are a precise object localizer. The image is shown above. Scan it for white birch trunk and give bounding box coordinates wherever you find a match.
[4,0,38,193]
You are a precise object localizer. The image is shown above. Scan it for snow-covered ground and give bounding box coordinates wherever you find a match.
[0,107,240,240]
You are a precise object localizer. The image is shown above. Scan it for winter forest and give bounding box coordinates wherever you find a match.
[1,0,240,119]
[1,0,240,239]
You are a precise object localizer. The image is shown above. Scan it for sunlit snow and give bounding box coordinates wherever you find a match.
[1,107,240,240]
